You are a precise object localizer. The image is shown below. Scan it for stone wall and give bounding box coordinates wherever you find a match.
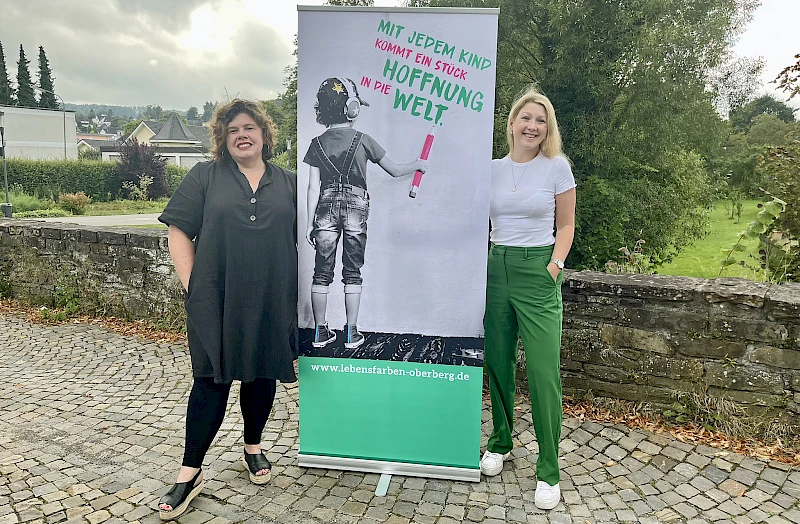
[2,219,800,425]
[560,272,800,425]
[0,219,185,329]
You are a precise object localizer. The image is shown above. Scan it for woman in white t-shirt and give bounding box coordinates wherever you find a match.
[480,89,576,510]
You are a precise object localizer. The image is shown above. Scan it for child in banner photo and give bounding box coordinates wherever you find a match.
[304,77,429,351]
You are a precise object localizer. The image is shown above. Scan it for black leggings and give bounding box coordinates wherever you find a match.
[182,377,277,468]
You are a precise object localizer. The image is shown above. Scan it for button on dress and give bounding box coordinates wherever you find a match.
[159,158,298,384]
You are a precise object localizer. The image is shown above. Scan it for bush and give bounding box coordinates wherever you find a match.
[166,164,189,195]
[58,192,91,215]
[760,132,800,281]
[117,139,169,199]
[574,150,713,268]
[271,151,289,169]
[7,184,54,213]
[15,208,72,218]
[122,176,151,202]
[6,159,119,200]
[78,149,102,161]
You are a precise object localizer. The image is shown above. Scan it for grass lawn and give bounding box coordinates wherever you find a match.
[85,199,168,216]
[657,199,764,280]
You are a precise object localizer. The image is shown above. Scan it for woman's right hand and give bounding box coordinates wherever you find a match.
[306,225,315,247]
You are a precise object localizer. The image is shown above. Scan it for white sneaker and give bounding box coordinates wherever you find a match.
[480,450,505,476]
[535,480,561,510]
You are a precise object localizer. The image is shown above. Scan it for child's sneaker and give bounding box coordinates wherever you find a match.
[312,323,336,348]
[344,325,365,349]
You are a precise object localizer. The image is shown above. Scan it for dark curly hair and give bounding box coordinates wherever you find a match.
[209,99,277,162]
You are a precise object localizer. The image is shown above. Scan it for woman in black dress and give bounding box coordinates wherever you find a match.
[156,99,298,520]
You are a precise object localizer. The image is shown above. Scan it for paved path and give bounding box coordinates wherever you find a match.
[1,314,799,524]
[37,214,162,227]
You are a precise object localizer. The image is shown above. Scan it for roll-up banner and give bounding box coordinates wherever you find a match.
[297,5,499,482]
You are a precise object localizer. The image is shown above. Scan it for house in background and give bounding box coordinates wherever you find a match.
[100,113,210,169]
[0,105,78,160]
[77,138,111,156]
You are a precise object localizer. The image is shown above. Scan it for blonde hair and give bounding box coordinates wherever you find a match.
[506,88,565,159]
[209,98,277,163]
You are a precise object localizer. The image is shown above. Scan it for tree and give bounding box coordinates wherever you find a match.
[144,105,163,120]
[774,53,800,100]
[110,115,126,131]
[746,114,798,146]
[116,139,169,200]
[15,44,36,108]
[278,37,298,169]
[123,118,143,138]
[417,0,756,267]
[36,46,58,109]
[721,113,800,196]
[709,55,764,118]
[0,42,14,105]
[261,99,287,155]
[186,106,199,121]
[759,133,800,280]
[201,101,216,122]
[731,95,797,132]
[261,100,284,129]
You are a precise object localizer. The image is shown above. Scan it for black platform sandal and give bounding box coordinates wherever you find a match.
[158,469,204,521]
[242,450,272,485]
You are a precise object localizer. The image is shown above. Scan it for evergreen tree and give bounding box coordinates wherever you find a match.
[37,46,58,109]
[16,45,36,108]
[0,42,14,105]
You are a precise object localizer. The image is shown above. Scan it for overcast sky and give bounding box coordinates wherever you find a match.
[0,0,796,110]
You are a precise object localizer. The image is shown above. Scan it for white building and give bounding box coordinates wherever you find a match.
[0,105,78,160]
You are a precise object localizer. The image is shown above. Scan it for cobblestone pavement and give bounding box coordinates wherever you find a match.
[2,314,800,524]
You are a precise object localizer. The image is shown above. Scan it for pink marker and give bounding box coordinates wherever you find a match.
[409,125,436,198]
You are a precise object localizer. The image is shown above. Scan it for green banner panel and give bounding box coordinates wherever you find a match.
[299,356,482,470]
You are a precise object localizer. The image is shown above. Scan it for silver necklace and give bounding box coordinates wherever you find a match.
[511,159,533,192]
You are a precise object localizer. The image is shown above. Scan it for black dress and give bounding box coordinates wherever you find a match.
[159,158,298,384]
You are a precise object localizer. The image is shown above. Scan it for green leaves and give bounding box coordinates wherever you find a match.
[718,196,788,280]
[757,209,775,225]
[492,0,749,267]
[763,198,787,216]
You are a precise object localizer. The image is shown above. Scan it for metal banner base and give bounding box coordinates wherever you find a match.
[297,453,481,483]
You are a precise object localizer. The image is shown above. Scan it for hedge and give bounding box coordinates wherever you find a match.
[166,164,188,195]
[4,159,188,201]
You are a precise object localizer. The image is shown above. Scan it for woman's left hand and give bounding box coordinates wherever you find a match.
[546,262,561,283]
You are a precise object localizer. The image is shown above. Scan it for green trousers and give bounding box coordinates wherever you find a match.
[484,243,563,485]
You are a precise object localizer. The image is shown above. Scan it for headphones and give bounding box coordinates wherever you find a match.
[336,77,362,121]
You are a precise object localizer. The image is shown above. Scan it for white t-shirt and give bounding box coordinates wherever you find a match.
[489,154,576,247]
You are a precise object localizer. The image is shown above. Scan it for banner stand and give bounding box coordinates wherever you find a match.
[296,5,498,482]
[298,453,480,483]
